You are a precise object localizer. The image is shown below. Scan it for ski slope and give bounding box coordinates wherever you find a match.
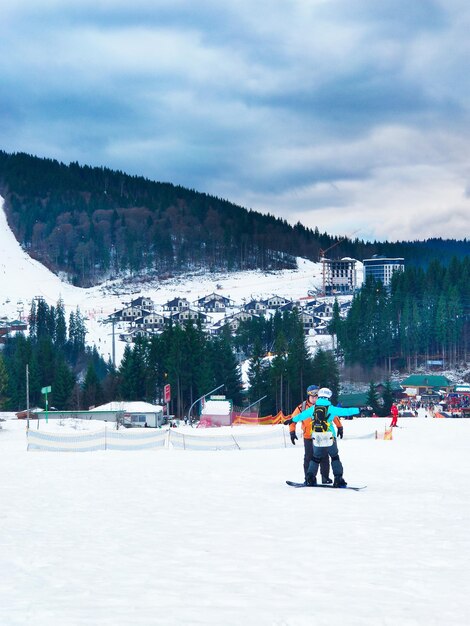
[1,416,469,625]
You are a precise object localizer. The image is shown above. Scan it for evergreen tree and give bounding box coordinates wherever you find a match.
[247,338,267,407]
[82,362,103,409]
[53,357,75,409]
[366,382,380,415]
[381,380,394,417]
[0,355,9,409]
[55,298,67,348]
[211,334,243,408]
[285,314,313,411]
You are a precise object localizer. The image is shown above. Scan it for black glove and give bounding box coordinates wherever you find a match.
[337,426,344,439]
[284,418,293,426]
[290,431,298,445]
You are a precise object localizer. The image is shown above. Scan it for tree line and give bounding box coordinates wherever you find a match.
[331,257,470,370]
[1,150,468,287]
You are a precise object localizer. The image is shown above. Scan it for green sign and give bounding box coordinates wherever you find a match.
[41,386,52,394]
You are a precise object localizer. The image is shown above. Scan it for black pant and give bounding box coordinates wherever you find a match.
[307,440,343,479]
[303,438,329,480]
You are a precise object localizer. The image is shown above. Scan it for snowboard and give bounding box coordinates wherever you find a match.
[286,480,367,491]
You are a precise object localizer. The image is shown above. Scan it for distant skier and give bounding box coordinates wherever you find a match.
[288,384,332,484]
[390,403,399,428]
[289,388,359,488]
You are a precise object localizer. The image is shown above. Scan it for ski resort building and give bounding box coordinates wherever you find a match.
[363,255,404,287]
[322,257,357,295]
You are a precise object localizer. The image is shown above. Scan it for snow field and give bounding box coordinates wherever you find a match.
[1,417,469,625]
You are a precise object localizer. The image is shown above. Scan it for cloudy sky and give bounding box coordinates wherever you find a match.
[2,0,470,241]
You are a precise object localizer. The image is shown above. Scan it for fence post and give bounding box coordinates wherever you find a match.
[105,422,107,451]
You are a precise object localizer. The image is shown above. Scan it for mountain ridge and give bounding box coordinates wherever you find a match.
[0,150,468,287]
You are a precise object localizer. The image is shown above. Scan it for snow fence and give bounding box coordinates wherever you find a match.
[26,426,290,452]
[27,427,168,452]
[168,426,289,451]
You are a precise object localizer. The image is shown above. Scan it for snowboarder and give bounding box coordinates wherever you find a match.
[390,403,399,427]
[289,388,359,488]
[288,384,332,484]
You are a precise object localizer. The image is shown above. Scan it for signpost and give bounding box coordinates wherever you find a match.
[164,384,171,419]
[41,385,51,424]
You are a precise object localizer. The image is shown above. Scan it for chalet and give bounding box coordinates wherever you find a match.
[278,300,295,312]
[134,312,167,330]
[197,298,227,313]
[311,302,334,318]
[170,308,210,324]
[299,311,315,331]
[164,297,190,312]
[0,319,28,343]
[302,298,319,310]
[263,295,290,309]
[217,311,258,333]
[243,300,267,315]
[112,306,151,322]
[129,296,154,310]
[9,319,28,331]
[400,375,452,397]
[194,293,233,307]
[119,328,156,343]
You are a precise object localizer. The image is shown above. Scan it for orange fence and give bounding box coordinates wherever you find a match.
[232,411,289,425]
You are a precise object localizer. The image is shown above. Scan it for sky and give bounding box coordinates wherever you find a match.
[2,416,470,625]
[2,1,470,241]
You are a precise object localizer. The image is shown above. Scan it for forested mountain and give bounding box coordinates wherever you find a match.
[0,150,469,287]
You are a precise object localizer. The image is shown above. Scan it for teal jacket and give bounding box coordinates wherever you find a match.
[292,397,359,437]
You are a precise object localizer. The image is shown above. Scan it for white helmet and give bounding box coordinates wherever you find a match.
[317,387,332,399]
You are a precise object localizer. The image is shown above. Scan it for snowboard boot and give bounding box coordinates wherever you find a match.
[305,474,317,486]
[322,477,333,485]
[333,476,347,488]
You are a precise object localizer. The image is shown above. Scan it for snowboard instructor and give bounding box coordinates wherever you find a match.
[290,387,359,488]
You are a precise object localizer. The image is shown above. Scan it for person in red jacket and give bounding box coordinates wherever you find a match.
[390,403,399,427]
[289,384,342,484]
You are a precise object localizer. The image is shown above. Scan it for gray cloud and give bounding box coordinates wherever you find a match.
[1,0,470,241]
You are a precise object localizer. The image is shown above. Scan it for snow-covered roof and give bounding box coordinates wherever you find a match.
[91,401,163,412]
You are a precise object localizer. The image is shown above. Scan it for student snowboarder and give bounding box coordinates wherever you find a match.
[289,388,359,488]
[288,384,333,484]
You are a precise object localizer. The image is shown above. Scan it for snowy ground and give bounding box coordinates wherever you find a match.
[1,416,469,625]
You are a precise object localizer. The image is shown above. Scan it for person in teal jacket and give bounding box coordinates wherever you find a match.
[292,387,359,487]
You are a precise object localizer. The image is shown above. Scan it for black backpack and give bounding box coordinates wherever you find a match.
[312,404,329,433]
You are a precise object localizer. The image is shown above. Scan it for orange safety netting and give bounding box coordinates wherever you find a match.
[232,411,290,425]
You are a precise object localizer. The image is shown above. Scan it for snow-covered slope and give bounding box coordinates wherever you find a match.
[1,416,469,625]
[0,197,332,364]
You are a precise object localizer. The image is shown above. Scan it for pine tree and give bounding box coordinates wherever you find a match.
[366,382,380,416]
[0,355,9,409]
[55,298,67,348]
[82,362,103,409]
[211,334,243,407]
[53,358,75,409]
